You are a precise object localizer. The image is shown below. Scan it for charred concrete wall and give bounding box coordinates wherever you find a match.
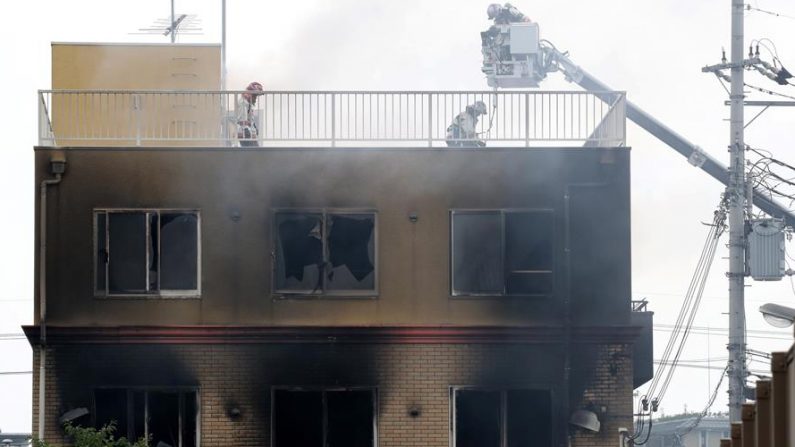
[32,342,631,447]
[34,146,631,328]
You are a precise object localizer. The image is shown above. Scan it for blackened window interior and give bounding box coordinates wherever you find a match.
[451,210,553,296]
[454,390,500,447]
[95,210,199,295]
[93,389,197,447]
[454,389,552,447]
[275,211,376,294]
[273,389,375,447]
[273,390,323,447]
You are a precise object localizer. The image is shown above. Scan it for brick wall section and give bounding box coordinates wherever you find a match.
[32,347,65,443]
[32,342,632,447]
[570,344,634,447]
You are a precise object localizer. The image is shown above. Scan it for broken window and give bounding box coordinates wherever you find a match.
[95,210,200,296]
[453,388,552,447]
[272,388,375,447]
[451,210,553,296]
[274,211,376,294]
[93,388,198,447]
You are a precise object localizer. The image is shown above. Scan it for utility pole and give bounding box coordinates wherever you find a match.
[727,0,747,423]
[170,0,176,44]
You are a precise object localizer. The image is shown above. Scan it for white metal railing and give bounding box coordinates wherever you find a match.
[37,90,626,148]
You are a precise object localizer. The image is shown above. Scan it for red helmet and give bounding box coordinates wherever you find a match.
[246,81,263,92]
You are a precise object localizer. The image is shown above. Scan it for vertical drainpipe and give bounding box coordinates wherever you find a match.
[563,188,572,447]
[39,159,64,441]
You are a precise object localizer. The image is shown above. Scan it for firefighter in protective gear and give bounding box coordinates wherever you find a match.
[446,101,488,147]
[487,3,531,24]
[235,81,263,147]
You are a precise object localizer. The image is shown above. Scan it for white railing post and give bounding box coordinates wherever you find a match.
[331,93,336,147]
[133,94,142,147]
[221,92,229,147]
[620,93,627,146]
[427,93,433,147]
[37,91,44,146]
[525,92,530,147]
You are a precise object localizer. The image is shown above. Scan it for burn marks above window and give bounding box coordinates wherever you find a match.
[451,210,553,296]
[274,211,376,295]
[95,210,200,297]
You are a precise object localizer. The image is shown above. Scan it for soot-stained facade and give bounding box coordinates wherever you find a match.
[27,145,650,447]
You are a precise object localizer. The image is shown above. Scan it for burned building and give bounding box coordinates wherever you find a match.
[26,43,652,447]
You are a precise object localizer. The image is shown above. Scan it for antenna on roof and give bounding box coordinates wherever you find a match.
[130,0,203,42]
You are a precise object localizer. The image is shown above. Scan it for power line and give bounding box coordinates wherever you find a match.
[746,4,795,21]
[645,196,728,411]
[654,323,789,336]
[653,327,792,342]
[0,371,32,376]
[675,363,730,439]
[744,81,795,100]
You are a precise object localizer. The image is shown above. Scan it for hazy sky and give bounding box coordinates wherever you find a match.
[2,0,795,434]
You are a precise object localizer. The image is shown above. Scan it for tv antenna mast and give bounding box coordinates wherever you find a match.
[131,0,203,43]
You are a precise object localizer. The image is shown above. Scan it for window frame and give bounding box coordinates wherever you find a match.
[449,208,555,298]
[449,386,555,447]
[271,208,379,298]
[93,208,202,299]
[269,386,379,447]
[92,386,201,447]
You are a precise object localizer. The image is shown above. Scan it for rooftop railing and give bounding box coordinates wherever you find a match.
[37,90,626,148]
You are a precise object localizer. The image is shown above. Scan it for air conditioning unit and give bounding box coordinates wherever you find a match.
[748,218,786,281]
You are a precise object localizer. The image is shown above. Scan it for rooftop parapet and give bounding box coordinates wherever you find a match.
[37,90,625,148]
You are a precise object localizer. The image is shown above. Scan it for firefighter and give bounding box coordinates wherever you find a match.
[487,3,531,24]
[446,101,488,148]
[235,81,263,147]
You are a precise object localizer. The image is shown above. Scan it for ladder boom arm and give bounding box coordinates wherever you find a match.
[550,50,795,227]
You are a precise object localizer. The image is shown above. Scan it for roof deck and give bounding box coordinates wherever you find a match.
[37,90,626,148]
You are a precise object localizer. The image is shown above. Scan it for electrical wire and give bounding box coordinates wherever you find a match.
[674,363,730,440]
[630,197,728,445]
[747,147,795,213]
[712,72,795,100]
[647,196,728,405]
[746,4,795,21]
[744,81,795,100]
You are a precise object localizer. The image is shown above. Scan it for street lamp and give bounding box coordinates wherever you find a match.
[758,303,795,328]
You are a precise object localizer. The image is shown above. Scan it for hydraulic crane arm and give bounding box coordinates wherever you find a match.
[545,47,795,228]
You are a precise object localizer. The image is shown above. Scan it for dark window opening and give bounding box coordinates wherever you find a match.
[273,390,323,447]
[108,213,148,293]
[451,210,553,296]
[506,389,552,447]
[455,390,501,447]
[454,389,552,447]
[94,389,129,438]
[272,389,375,447]
[148,392,180,447]
[93,388,198,447]
[95,210,200,296]
[275,214,323,292]
[160,213,199,290]
[275,211,376,294]
[326,390,374,447]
